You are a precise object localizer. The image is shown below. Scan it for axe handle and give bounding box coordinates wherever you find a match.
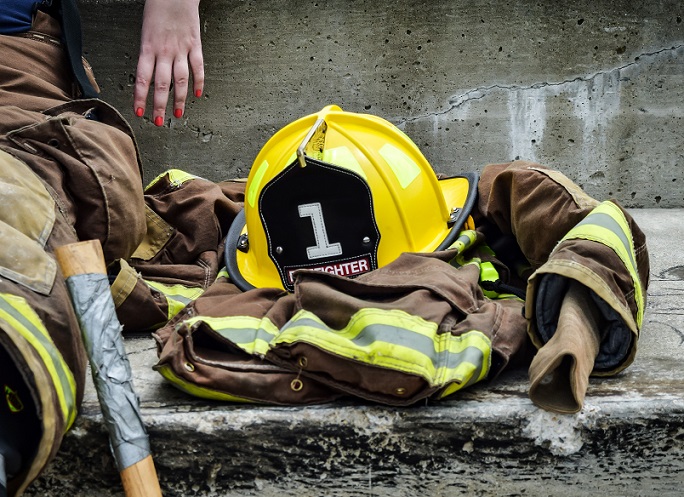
[55,239,107,278]
[55,240,163,497]
[121,454,162,497]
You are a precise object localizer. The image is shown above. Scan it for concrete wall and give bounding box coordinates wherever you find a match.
[81,0,684,207]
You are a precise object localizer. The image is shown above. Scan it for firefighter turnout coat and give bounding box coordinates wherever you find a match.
[121,162,650,406]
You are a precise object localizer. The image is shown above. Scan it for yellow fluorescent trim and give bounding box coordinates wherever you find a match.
[563,227,644,326]
[5,385,24,412]
[166,299,186,321]
[274,309,491,387]
[562,201,644,327]
[156,364,257,403]
[0,294,77,429]
[176,308,491,390]
[438,360,485,398]
[378,143,421,189]
[322,147,366,179]
[447,230,478,253]
[146,169,199,191]
[146,280,204,319]
[146,280,205,321]
[146,281,204,301]
[183,315,279,356]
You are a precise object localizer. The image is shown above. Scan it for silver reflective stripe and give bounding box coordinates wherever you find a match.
[573,212,637,272]
[277,311,489,386]
[214,325,279,349]
[281,316,485,379]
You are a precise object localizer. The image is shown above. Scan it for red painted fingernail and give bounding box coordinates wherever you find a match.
[195,89,202,98]
[135,107,144,117]
[154,116,163,127]
[174,108,183,119]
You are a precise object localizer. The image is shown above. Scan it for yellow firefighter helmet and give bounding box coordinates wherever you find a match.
[225,105,477,291]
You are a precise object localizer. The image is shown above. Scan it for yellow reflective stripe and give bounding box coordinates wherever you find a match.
[156,364,255,403]
[0,294,77,429]
[322,147,366,180]
[145,280,204,321]
[560,201,645,327]
[145,281,204,303]
[146,169,200,191]
[438,359,487,398]
[449,242,520,301]
[274,309,491,389]
[378,143,421,189]
[450,254,480,270]
[183,315,280,357]
[447,230,478,254]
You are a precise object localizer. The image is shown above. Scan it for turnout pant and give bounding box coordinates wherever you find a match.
[0,11,145,496]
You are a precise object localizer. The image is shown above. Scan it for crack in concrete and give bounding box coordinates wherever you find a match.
[397,43,684,126]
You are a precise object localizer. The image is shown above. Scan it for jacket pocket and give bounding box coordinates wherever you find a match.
[7,99,146,262]
[0,150,56,294]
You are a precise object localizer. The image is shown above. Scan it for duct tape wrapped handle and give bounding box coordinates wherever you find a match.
[55,240,163,497]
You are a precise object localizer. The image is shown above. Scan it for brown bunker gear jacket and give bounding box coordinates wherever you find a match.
[127,162,649,407]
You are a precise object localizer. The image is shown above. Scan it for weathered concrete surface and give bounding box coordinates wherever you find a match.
[80,0,684,207]
[22,209,684,496]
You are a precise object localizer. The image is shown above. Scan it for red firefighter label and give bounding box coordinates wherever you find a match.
[285,255,372,284]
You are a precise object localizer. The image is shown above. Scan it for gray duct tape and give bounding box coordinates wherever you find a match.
[66,274,150,471]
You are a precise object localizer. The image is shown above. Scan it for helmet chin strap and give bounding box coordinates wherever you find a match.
[436,171,480,251]
[224,209,255,292]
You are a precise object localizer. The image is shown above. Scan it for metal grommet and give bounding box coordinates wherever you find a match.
[290,379,304,392]
[394,387,407,396]
[298,356,308,368]
[448,207,462,225]
[184,362,195,372]
[47,138,60,148]
[236,234,249,252]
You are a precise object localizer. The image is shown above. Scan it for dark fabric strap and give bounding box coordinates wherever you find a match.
[56,0,99,98]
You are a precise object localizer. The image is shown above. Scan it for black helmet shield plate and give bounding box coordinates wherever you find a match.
[258,157,380,292]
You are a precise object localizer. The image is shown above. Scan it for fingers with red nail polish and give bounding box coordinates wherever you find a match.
[134,0,204,119]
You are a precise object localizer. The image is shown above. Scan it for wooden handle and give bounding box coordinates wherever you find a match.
[56,240,164,496]
[121,455,163,497]
[54,239,107,277]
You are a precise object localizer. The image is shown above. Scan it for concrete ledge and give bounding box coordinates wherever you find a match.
[22,209,684,496]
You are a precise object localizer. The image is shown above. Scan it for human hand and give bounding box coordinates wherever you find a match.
[134,0,204,126]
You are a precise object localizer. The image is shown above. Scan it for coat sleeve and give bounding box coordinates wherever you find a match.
[476,160,649,375]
